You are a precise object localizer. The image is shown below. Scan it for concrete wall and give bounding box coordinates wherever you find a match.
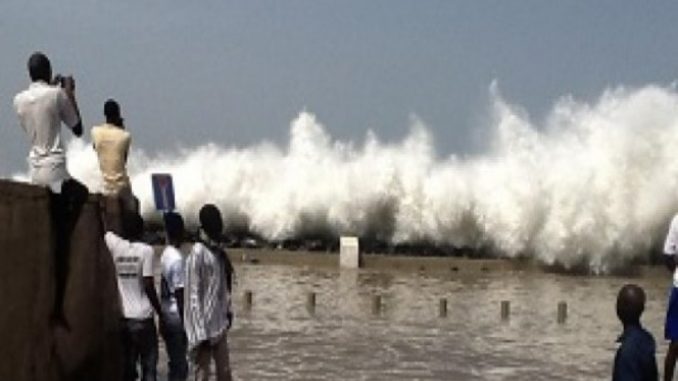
[0,180,122,381]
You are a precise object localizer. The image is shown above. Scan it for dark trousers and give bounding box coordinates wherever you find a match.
[49,179,88,322]
[121,318,158,381]
[160,318,188,381]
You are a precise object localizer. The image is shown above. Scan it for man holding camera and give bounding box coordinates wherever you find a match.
[14,51,83,192]
[13,51,88,323]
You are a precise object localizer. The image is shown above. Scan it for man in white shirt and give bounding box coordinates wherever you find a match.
[14,52,88,323]
[105,212,162,381]
[14,52,83,192]
[663,214,678,381]
[185,204,234,381]
[92,99,136,211]
[160,212,188,381]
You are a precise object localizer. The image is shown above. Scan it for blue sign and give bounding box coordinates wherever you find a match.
[152,173,176,211]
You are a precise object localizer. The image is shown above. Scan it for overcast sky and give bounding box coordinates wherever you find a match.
[1,1,677,175]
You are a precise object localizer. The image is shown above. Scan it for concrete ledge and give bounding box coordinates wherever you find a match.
[0,180,122,381]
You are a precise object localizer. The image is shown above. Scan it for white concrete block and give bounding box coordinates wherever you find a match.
[340,236,360,268]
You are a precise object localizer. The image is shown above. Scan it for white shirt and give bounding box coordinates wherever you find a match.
[13,81,79,192]
[664,215,678,287]
[105,232,155,319]
[160,245,185,323]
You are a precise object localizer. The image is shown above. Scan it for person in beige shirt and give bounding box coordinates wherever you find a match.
[92,99,136,211]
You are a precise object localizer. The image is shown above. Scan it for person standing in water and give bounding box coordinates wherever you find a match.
[184,204,235,381]
[612,284,658,381]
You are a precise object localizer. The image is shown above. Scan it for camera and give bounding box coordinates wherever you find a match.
[52,74,74,90]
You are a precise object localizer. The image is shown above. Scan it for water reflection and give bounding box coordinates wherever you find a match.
[229,264,668,380]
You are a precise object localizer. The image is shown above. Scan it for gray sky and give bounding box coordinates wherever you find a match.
[1,1,677,175]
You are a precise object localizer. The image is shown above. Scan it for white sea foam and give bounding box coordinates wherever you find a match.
[64,84,678,272]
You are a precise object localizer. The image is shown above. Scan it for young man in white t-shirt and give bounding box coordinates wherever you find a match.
[105,213,162,381]
[160,212,188,381]
[663,214,678,381]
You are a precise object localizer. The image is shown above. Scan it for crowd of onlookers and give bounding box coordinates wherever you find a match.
[13,51,235,380]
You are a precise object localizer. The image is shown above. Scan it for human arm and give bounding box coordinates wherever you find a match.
[665,256,676,273]
[56,76,83,137]
[144,277,162,318]
[664,216,678,272]
[141,246,162,318]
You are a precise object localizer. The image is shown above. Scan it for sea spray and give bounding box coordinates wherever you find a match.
[61,84,678,272]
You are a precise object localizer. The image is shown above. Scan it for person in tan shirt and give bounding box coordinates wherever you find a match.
[92,99,136,212]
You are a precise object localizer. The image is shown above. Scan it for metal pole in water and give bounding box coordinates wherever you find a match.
[439,298,448,318]
[372,294,382,316]
[307,292,316,315]
[557,301,567,324]
[500,300,510,321]
[244,290,253,311]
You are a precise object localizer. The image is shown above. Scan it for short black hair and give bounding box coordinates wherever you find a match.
[199,204,223,239]
[122,212,144,241]
[28,52,51,82]
[164,212,185,242]
[104,99,121,121]
[616,284,645,325]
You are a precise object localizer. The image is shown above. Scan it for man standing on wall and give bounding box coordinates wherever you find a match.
[13,51,88,322]
[92,99,136,212]
[185,204,235,381]
[14,52,83,191]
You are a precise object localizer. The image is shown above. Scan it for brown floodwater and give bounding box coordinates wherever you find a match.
[190,262,672,381]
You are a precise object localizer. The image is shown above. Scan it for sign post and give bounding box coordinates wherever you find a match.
[151,173,176,212]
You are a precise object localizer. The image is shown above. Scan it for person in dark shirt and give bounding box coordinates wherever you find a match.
[613,284,658,381]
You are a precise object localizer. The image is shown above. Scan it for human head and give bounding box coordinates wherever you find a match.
[122,212,144,241]
[199,204,223,240]
[104,99,124,127]
[616,284,646,326]
[164,212,185,245]
[27,52,52,83]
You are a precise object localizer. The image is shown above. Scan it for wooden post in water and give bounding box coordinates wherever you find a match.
[557,301,567,324]
[244,290,253,311]
[439,298,448,318]
[501,300,510,321]
[307,292,316,315]
[372,294,382,316]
